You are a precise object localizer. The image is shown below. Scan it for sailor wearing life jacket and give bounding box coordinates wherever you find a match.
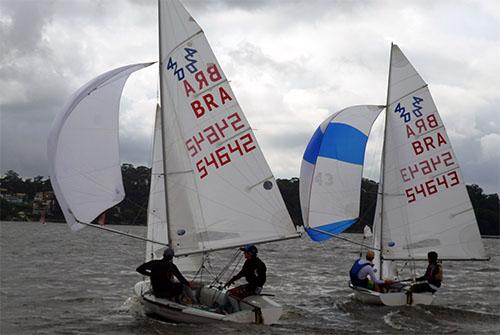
[350,250,394,291]
[411,251,443,293]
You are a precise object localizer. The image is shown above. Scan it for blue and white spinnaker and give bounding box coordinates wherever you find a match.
[300,105,383,241]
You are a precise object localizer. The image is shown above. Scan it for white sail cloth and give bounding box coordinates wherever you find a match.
[158,0,297,256]
[48,62,154,231]
[146,105,169,261]
[300,105,383,241]
[379,44,486,260]
[146,105,202,273]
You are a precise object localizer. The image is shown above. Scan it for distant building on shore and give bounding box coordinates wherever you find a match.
[32,191,56,216]
[0,188,27,205]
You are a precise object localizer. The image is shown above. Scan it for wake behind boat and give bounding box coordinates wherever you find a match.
[47,0,299,325]
[299,44,487,306]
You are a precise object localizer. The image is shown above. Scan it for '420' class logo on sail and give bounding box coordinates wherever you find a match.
[395,96,461,203]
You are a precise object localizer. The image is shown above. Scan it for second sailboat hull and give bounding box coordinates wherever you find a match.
[349,284,435,306]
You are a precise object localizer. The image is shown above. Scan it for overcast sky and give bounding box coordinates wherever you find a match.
[1,0,499,194]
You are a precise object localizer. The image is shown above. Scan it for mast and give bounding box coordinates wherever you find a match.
[157,0,172,247]
[378,43,393,279]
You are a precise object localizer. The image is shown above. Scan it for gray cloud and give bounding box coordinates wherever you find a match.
[0,0,498,195]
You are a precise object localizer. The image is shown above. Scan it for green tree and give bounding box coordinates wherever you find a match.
[467,184,500,235]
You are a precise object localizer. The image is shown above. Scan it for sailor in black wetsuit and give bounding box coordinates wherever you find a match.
[225,244,266,296]
[136,248,190,299]
[222,245,266,312]
[411,251,443,293]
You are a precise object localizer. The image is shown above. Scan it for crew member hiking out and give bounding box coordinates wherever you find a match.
[223,245,266,312]
[411,251,443,293]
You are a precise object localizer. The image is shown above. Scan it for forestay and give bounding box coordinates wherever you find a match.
[380,44,486,260]
[158,0,297,256]
[300,105,383,241]
[48,62,154,231]
[146,105,169,261]
[146,105,202,272]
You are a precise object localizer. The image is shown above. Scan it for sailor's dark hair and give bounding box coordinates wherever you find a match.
[163,247,175,260]
[428,251,438,262]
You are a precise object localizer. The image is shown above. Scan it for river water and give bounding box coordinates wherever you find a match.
[1,221,499,334]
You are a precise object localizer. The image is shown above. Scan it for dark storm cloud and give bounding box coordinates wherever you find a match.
[0,0,498,196]
[0,1,51,58]
[0,0,154,178]
[0,1,65,178]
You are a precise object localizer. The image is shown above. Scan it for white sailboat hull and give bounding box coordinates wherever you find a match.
[134,281,283,324]
[349,284,435,306]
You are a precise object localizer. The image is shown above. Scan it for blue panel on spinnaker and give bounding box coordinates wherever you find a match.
[305,219,357,241]
[318,123,368,165]
[303,127,324,164]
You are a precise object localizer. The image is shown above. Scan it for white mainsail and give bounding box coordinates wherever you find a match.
[158,0,298,256]
[379,44,486,261]
[48,62,154,231]
[300,105,383,241]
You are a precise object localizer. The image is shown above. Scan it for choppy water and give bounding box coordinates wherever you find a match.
[1,221,499,334]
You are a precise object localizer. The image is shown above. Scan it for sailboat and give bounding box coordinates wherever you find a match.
[48,0,298,324]
[300,44,487,306]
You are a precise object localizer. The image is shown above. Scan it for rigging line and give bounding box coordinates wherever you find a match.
[130,201,148,226]
[309,228,380,251]
[212,249,241,285]
[226,252,244,281]
[80,221,169,246]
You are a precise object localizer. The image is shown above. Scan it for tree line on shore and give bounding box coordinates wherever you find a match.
[1,165,498,235]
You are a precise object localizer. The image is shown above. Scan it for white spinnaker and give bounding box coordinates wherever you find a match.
[299,105,383,241]
[146,105,202,273]
[48,62,154,231]
[381,44,485,260]
[159,0,297,256]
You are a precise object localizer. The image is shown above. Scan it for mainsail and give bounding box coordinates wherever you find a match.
[379,44,486,261]
[158,0,297,256]
[300,105,383,241]
[48,62,154,231]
